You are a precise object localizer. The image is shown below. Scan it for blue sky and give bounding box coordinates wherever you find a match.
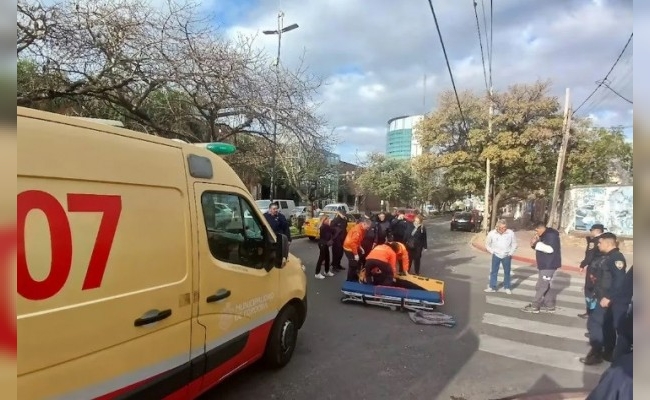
[207,0,633,163]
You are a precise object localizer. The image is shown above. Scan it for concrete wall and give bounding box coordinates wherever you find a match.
[560,185,633,238]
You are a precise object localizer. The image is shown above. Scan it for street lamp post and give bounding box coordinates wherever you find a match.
[263,12,299,201]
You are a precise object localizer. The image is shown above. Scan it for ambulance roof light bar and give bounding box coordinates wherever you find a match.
[170,139,237,155]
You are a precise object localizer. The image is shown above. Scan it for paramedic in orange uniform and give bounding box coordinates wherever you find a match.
[343,219,372,281]
[364,244,399,286]
[388,241,410,275]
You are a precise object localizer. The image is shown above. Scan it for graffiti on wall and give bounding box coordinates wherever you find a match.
[561,185,633,237]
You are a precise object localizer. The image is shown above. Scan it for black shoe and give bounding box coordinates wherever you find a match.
[578,313,588,319]
[579,351,603,365]
[584,332,589,338]
[602,352,613,362]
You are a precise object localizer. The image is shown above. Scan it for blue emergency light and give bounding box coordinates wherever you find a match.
[206,142,236,155]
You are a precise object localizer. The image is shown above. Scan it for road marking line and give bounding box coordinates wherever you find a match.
[485,297,583,318]
[478,334,605,374]
[482,313,587,342]
[492,287,584,304]
[512,278,583,293]
[466,264,579,283]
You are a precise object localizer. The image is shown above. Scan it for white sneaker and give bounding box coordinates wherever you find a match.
[505,289,512,295]
[325,271,335,277]
[314,273,325,279]
[484,288,496,293]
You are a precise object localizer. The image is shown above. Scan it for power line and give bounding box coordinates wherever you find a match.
[473,0,489,93]
[489,0,493,88]
[597,80,632,104]
[480,0,491,79]
[426,0,468,130]
[573,33,633,115]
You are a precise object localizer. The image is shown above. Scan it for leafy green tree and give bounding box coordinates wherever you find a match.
[355,153,416,208]
[415,80,564,227]
[565,125,633,185]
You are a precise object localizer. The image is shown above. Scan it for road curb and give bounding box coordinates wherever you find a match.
[494,391,591,400]
[470,234,583,274]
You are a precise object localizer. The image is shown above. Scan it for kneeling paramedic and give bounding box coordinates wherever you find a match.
[581,232,627,365]
[363,244,398,286]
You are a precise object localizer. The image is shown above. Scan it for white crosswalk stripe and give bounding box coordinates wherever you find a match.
[477,266,607,375]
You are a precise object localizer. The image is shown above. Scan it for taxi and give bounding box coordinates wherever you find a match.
[304,212,360,241]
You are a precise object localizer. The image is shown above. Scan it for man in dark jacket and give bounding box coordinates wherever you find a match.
[329,210,348,271]
[264,202,292,242]
[578,224,605,319]
[375,212,391,245]
[580,232,627,365]
[521,221,561,314]
[390,211,412,244]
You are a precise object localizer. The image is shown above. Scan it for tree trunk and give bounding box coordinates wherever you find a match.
[490,190,504,231]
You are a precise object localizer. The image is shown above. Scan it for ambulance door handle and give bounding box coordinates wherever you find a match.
[206,289,231,303]
[134,309,172,327]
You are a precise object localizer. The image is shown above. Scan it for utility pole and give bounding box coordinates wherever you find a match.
[482,86,493,232]
[549,88,572,229]
[263,13,299,201]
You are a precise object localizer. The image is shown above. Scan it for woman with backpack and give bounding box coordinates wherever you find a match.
[406,215,428,275]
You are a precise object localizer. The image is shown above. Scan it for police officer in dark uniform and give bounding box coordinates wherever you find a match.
[578,224,605,319]
[580,232,627,365]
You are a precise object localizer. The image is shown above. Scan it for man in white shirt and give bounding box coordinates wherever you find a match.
[484,219,518,294]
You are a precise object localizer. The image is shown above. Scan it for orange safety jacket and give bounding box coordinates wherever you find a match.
[391,241,410,273]
[343,223,366,255]
[366,244,397,276]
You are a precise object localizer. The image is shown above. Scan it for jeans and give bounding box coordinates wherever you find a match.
[489,254,512,290]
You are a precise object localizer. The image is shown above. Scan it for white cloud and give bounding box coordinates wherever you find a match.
[215,0,633,162]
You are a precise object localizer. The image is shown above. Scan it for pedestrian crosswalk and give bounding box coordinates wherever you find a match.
[477,265,609,375]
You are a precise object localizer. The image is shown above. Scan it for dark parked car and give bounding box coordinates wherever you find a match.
[450,211,482,232]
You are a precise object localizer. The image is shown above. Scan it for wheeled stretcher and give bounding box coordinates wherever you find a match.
[341,274,445,312]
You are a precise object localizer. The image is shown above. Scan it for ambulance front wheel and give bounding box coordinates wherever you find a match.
[263,305,299,369]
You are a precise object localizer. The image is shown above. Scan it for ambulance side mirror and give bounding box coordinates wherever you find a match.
[272,233,290,269]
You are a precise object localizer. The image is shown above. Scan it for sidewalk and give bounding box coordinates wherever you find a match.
[471,229,634,274]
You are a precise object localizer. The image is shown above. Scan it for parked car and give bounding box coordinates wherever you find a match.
[450,211,482,232]
[255,199,296,218]
[291,206,308,222]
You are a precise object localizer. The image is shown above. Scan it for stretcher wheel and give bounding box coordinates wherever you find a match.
[340,295,347,303]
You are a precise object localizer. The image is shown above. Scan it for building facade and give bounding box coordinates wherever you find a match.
[386,115,424,160]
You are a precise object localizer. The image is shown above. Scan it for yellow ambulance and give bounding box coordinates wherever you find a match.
[17,107,308,399]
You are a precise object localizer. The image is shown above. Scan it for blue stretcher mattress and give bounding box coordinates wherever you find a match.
[342,281,442,304]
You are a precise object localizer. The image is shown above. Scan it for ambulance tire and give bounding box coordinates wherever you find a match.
[263,305,299,369]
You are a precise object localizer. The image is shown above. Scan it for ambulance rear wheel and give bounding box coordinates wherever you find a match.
[263,305,299,369]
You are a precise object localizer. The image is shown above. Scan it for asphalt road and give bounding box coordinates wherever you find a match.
[202,217,605,400]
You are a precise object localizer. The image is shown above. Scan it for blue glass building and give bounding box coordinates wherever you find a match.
[386,115,424,159]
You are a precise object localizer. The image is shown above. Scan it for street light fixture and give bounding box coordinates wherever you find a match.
[263,12,299,201]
